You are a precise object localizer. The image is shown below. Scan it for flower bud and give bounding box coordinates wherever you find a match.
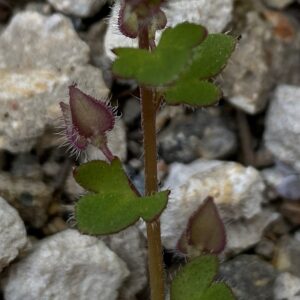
[59,84,115,159]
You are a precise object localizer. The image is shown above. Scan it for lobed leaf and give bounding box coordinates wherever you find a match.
[181,34,236,80]
[139,190,169,221]
[163,34,235,107]
[201,283,235,300]
[170,255,235,300]
[112,22,207,86]
[164,80,221,106]
[157,22,207,51]
[171,255,218,300]
[74,159,132,196]
[76,192,140,235]
[74,159,169,235]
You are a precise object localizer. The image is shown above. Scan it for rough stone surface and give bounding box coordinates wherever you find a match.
[274,272,300,300]
[161,160,278,255]
[104,0,233,59]
[102,226,147,300]
[0,172,53,228]
[220,255,278,300]
[0,12,109,153]
[223,5,300,114]
[255,238,275,260]
[163,0,233,32]
[264,85,300,173]
[222,12,274,114]
[225,209,278,256]
[262,166,287,200]
[158,108,237,163]
[0,12,89,69]
[48,0,106,17]
[262,162,300,201]
[263,0,294,9]
[264,11,300,86]
[1,229,129,300]
[274,235,300,277]
[25,2,52,14]
[0,197,27,273]
[81,19,107,69]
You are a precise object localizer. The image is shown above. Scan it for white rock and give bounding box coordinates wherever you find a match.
[225,210,278,255]
[2,229,130,300]
[0,197,27,273]
[0,12,89,69]
[163,0,233,32]
[274,272,300,300]
[222,12,273,114]
[264,85,300,173]
[262,167,283,190]
[161,160,277,255]
[104,0,233,59]
[48,0,107,17]
[262,163,300,201]
[102,226,147,300]
[0,12,113,153]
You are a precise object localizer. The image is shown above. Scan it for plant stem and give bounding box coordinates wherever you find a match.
[101,143,115,162]
[138,27,165,300]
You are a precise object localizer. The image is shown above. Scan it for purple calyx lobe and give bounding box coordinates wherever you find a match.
[69,85,115,138]
[59,85,115,154]
[60,101,89,151]
[177,196,226,256]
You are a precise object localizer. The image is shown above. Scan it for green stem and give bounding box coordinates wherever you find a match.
[138,26,165,300]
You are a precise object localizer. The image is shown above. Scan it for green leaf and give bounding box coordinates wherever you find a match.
[171,255,218,300]
[76,192,140,235]
[73,159,131,195]
[112,22,207,86]
[157,22,207,51]
[76,190,168,235]
[164,80,221,106]
[162,34,235,107]
[74,159,169,235]
[181,34,236,80]
[139,190,169,221]
[171,255,235,300]
[201,283,235,300]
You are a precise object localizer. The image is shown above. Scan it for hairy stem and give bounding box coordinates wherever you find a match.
[139,27,165,300]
